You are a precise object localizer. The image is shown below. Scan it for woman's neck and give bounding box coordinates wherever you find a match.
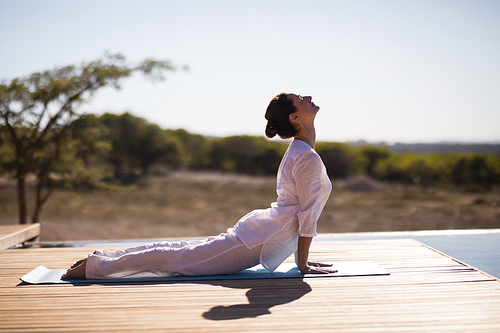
[294,126,316,148]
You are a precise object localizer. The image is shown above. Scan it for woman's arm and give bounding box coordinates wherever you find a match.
[292,151,336,274]
[295,236,337,274]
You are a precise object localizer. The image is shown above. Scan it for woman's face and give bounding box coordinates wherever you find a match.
[287,94,320,120]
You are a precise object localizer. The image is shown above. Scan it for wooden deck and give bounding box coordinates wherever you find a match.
[1,238,499,332]
[0,223,40,250]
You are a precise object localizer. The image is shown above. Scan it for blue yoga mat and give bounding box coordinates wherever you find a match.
[20,261,389,284]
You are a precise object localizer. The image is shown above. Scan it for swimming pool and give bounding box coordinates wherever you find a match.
[317,229,500,279]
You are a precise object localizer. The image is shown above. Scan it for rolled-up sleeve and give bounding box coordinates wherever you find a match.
[294,152,324,237]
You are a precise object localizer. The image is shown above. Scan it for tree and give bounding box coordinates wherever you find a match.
[60,114,113,191]
[207,136,284,175]
[316,142,359,179]
[168,129,209,170]
[0,53,182,224]
[98,113,185,179]
[99,112,145,178]
[358,145,390,177]
[134,124,183,174]
[468,155,500,190]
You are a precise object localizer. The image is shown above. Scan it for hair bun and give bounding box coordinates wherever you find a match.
[265,119,278,138]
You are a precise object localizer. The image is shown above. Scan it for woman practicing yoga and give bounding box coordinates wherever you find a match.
[62,92,337,280]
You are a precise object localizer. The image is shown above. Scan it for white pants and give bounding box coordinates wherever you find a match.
[85,232,262,279]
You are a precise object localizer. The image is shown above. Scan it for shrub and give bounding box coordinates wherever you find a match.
[316,142,361,179]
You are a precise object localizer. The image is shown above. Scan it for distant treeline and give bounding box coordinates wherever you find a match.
[348,141,500,155]
[1,112,499,191]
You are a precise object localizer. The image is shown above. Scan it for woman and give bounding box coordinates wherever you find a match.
[62,93,336,280]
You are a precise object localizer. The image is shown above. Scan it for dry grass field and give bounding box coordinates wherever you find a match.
[1,171,499,242]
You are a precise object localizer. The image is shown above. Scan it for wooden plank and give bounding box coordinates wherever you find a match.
[0,223,40,250]
[0,238,499,332]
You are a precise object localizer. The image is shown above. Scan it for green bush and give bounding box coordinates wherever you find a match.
[373,154,446,186]
[450,154,500,190]
[316,142,361,179]
[168,129,210,170]
[8,109,498,192]
[355,145,390,177]
[373,153,500,190]
[206,136,286,175]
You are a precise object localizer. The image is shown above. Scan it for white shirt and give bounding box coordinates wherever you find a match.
[230,139,332,272]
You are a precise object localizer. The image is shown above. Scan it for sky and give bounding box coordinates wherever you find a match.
[1,0,499,143]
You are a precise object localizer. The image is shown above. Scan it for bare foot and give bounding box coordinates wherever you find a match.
[70,259,86,269]
[62,258,87,280]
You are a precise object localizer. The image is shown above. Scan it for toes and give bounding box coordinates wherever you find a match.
[62,268,77,280]
[63,258,88,280]
[70,259,85,269]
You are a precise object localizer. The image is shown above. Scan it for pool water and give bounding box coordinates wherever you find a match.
[317,229,500,279]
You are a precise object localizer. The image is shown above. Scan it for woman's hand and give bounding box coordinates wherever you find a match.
[300,261,337,274]
[296,236,338,274]
[308,261,333,268]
